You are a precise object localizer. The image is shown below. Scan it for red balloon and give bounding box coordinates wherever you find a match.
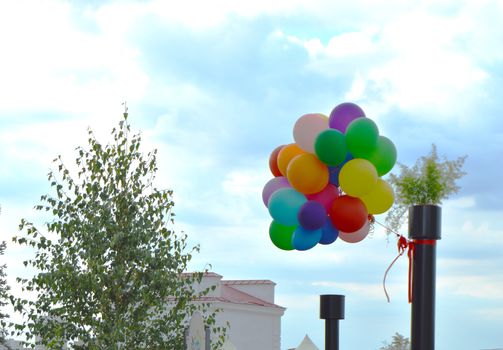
[329,195,368,233]
[269,145,284,177]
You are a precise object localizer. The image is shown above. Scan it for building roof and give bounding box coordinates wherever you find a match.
[198,284,284,309]
[222,284,282,308]
[222,279,276,285]
[176,272,285,310]
[182,272,223,278]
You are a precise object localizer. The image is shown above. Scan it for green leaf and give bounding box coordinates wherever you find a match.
[385,144,466,233]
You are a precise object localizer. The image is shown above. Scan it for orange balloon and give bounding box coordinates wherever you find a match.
[287,153,329,194]
[277,143,305,176]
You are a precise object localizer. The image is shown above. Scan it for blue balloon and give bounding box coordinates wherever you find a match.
[319,218,339,245]
[268,188,307,226]
[328,166,342,187]
[291,226,322,251]
[329,153,353,186]
[342,153,353,164]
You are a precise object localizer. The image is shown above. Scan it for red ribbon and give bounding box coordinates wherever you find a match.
[407,241,415,303]
[383,236,437,303]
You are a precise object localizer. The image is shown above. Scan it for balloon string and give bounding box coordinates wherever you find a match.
[383,248,404,302]
[373,219,402,238]
[382,235,409,303]
[375,220,414,303]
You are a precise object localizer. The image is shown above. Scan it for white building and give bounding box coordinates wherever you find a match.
[4,273,286,350]
[193,272,286,350]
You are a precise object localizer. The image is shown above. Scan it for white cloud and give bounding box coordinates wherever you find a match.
[281,3,492,121]
[0,115,131,187]
[369,50,487,117]
[324,30,378,58]
[438,275,503,299]
[222,170,267,198]
[457,217,503,244]
[2,0,492,124]
[311,280,406,301]
[445,196,476,209]
[475,307,503,321]
[302,38,325,59]
[344,73,368,101]
[0,0,148,115]
[95,0,311,31]
[275,293,319,311]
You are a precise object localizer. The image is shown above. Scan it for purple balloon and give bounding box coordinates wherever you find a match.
[262,177,291,207]
[328,102,365,133]
[297,201,327,230]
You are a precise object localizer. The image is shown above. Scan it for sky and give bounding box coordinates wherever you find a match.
[0,0,502,349]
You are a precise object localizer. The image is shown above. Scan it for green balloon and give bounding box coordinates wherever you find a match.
[366,136,397,176]
[314,129,348,166]
[269,221,296,251]
[345,118,379,158]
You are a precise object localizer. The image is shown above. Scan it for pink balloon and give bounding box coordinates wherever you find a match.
[306,184,340,211]
[293,113,329,153]
[262,177,291,207]
[339,220,370,243]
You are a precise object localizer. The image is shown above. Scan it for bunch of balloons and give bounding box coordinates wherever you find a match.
[262,102,397,251]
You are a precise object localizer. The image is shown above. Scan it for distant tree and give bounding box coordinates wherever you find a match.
[11,112,226,349]
[1,235,11,346]
[379,332,410,350]
[385,144,466,233]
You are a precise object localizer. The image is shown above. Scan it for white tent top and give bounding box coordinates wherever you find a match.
[295,334,320,350]
[222,339,237,350]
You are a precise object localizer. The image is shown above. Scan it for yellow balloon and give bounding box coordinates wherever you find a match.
[277,143,305,176]
[287,153,329,194]
[361,178,394,214]
[339,159,378,197]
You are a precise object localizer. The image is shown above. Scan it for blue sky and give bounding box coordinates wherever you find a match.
[1,0,502,349]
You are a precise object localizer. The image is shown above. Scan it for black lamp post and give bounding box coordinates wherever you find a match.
[408,205,442,350]
[320,294,345,350]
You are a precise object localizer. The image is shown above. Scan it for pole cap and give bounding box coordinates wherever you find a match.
[320,294,345,320]
[408,205,441,240]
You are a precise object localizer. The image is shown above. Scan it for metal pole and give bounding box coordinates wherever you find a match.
[205,327,210,350]
[320,294,345,350]
[408,205,441,350]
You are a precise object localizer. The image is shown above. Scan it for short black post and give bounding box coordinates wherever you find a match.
[205,327,210,349]
[320,294,345,350]
[409,205,441,350]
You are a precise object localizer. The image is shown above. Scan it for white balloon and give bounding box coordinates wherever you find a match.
[293,113,329,153]
[339,220,370,243]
